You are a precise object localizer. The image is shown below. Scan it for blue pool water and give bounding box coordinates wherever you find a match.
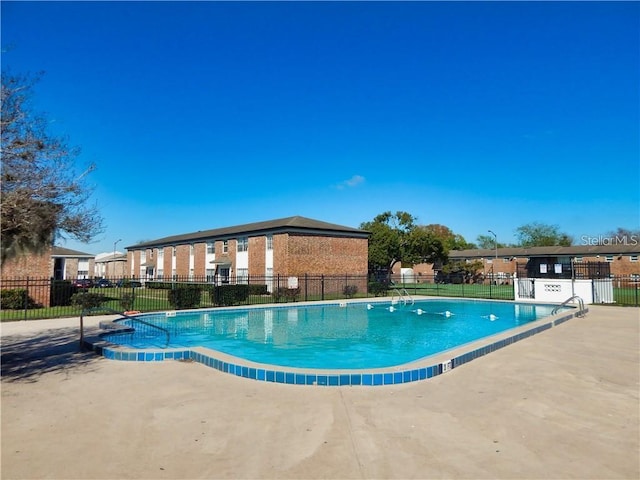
[103,299,568,369]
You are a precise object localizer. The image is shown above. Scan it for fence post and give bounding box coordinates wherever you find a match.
[305,273,308,301]
[24,277,30,321]
[79,311,85,351]
[321,275,325,301]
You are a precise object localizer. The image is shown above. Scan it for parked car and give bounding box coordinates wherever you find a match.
[116,279,142,288]
[72,278,94,289]
[96,279,114,288]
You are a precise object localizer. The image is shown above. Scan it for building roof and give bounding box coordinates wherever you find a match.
[127,216,370,250]
[450,243,640,259]
[52,246,95,258]
[94,253,127,263]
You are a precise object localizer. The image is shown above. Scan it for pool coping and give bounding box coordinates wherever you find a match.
[83,297,588,387]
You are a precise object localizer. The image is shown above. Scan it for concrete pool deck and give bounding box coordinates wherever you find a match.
[1,305,638,479]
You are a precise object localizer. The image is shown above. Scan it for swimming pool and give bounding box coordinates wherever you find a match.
[100,299,573,370]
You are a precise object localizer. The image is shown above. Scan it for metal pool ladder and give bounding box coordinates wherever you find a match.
[391,286,414,307]
[552,295,586,317]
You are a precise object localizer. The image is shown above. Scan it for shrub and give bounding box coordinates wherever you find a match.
[273,287,300,302]
[210,284,250,306]
[343,285,358,298]
[1,288,39,309]
[249,284,269,295]
[168,286,202,309]
[120,293,134,311]
[71,292,107,311]
[145,281,172,289]
[368,281,389,297]
[146,281,191,290]
[50,280,75,306]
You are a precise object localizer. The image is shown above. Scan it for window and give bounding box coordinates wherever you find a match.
[604,255,613,263]
[237,268,249,283]
[157,269,164,279]
[140,251,146,263]
[574,257,583,263]
[222,240,228,253]
[158,248,164,258]
[190,244,195,256]
[206,269,215,282]
[237,236,248,252]
[266,234,273,250]
[207,242,215,254]
[502,258,509,263]
[173,247,177,257]
[630,255,638,262]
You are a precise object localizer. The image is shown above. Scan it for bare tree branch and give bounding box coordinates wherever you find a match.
[1,70,104,264]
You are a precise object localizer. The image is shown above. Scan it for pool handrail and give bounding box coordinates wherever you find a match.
[80,306,171,349]
[552,295,586,317]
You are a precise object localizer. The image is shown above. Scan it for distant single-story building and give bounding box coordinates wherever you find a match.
[411,244,640,282]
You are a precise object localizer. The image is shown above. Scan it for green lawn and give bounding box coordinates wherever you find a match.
[2,282,637,322]
[398,282,515,300]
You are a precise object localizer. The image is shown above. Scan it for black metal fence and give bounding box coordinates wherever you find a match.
[2,273,638,321]
[517,261,612,279]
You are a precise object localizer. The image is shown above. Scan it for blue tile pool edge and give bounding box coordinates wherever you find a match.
[84,306,588,387]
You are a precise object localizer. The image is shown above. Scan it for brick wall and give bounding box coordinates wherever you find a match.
[193,243,207,277]
[278,234,368,276]
[1,248,53,306]
[249,236,266,275]
[175,245,190,277]
[1,248,52,279]
[64,258,80,279]
[577,255,639,276]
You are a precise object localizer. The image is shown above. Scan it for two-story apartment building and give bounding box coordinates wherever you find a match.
[125,216,370,289]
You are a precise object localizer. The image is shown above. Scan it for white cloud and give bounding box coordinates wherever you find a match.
[335,175,365,190]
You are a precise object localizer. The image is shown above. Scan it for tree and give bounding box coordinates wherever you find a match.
[1,71,104,264]
[599,228,640,245]
[439,259,484,284]
[476,234,509,249]
[515,222,572,247]
[422,224,475,250]
[360,211,447,274]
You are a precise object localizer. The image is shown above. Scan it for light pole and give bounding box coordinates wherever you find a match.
[487,230,498,261]
[113,239,122,278]
[488,230,498,285]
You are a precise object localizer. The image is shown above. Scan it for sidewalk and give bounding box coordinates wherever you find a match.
[1,305,639,479]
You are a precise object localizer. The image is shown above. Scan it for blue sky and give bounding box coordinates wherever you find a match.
[2,1,638,254]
